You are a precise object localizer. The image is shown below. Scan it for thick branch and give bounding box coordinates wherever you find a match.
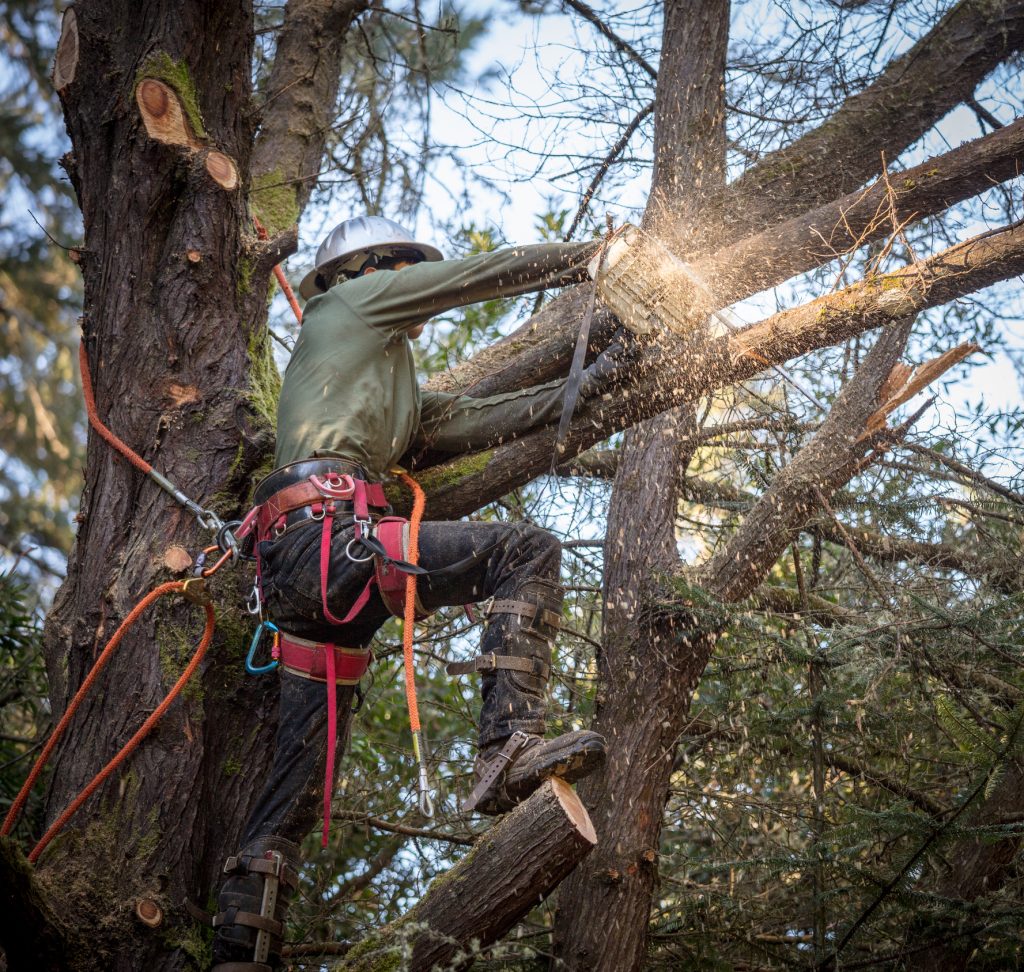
[698,117,1024,304]
[709,0,1024,246]
[251,0,370,232]
[335,779,596,971]
[414,220,1024,520]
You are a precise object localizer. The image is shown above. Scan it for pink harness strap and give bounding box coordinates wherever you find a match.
[323,644,337,848]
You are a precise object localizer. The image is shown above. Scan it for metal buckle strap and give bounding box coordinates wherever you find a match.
[446,653,550,679]
[482,598,562,632]
[462,730,531,813]
[223,854,298,890]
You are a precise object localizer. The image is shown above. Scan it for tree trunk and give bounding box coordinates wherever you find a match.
[26,3,344,969]
[338,779,596,972]
[551,2,731,968]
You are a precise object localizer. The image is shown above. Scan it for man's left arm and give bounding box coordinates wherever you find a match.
[413,339,627,453]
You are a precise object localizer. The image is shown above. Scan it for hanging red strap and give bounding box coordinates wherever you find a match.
[322,644,338,848]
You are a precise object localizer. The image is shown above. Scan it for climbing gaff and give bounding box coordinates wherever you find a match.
[411,728,434,818]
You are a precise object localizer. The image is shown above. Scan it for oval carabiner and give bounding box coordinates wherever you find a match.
[245,621,280,675]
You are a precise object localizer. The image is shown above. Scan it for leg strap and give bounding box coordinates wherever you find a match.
[446,653,550,679]
[482,597,562,634]
[462,730,531,813]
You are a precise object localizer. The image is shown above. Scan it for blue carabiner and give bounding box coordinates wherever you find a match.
[246,621,280,675]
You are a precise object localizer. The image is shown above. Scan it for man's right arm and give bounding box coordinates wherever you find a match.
[340,241,598,335]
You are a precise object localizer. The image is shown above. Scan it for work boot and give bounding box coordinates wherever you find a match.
[449,577,606,814]
[212,835,300,972]
[466,727,606,815]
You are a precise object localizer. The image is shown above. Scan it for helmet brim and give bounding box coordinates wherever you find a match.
[298,240,444,301]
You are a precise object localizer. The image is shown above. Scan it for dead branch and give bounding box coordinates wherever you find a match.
[698,317,916,602]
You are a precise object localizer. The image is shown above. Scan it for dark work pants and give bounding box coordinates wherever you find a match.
[242,518,561,846]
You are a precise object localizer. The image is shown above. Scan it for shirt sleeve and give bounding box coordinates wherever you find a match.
[414,382,567,453]
[336,241,598,335]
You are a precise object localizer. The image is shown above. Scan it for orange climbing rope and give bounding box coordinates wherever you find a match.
[2,582,215,861]
[78,342,151,475]
[253,215,303,325]
[395,470,430,815]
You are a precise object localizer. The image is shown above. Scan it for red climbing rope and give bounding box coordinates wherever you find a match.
[78,342,152,475]
[2,581,215,861]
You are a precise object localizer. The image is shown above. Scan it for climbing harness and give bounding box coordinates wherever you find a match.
[241,458,435,833]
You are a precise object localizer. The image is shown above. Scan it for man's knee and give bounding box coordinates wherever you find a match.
[513,523,562,572]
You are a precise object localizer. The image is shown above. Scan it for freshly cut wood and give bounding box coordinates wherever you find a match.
[338,778,597,972]
[136,79,198,149]
[204,150,239,190]
[52,7,78,91]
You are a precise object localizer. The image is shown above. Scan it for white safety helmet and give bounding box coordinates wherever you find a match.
[299,215,444,299]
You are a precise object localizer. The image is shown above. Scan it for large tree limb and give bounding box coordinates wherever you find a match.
[708,0,1024,247]
[413,220,1024,520]
[429,119,1024,402]
[335,779,596,971]
[250,0,370,232]
[698,117,1024,304]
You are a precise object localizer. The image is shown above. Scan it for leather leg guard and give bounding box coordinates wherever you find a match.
[452,578,606,814]
[212,836,300,972]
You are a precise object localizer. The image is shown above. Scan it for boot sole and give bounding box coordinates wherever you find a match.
[476,738,605,816]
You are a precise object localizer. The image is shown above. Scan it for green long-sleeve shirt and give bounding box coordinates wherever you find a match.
[274,241,597,479]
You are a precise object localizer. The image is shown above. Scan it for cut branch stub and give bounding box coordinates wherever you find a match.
[136,78,199,149]
[204,150,239,190]
[135,77,238,192]
[52,7,78,92]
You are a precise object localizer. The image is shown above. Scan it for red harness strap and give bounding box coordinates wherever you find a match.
[276,633,371,847]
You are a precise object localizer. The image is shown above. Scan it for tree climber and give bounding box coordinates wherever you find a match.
[212,215,615,971]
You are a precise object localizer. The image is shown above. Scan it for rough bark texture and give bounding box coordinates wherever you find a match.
[551,3,730,968]
[250,0,370,233]
[337,779,597,972]
[28,3,364,970]
[0,837,73,971]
